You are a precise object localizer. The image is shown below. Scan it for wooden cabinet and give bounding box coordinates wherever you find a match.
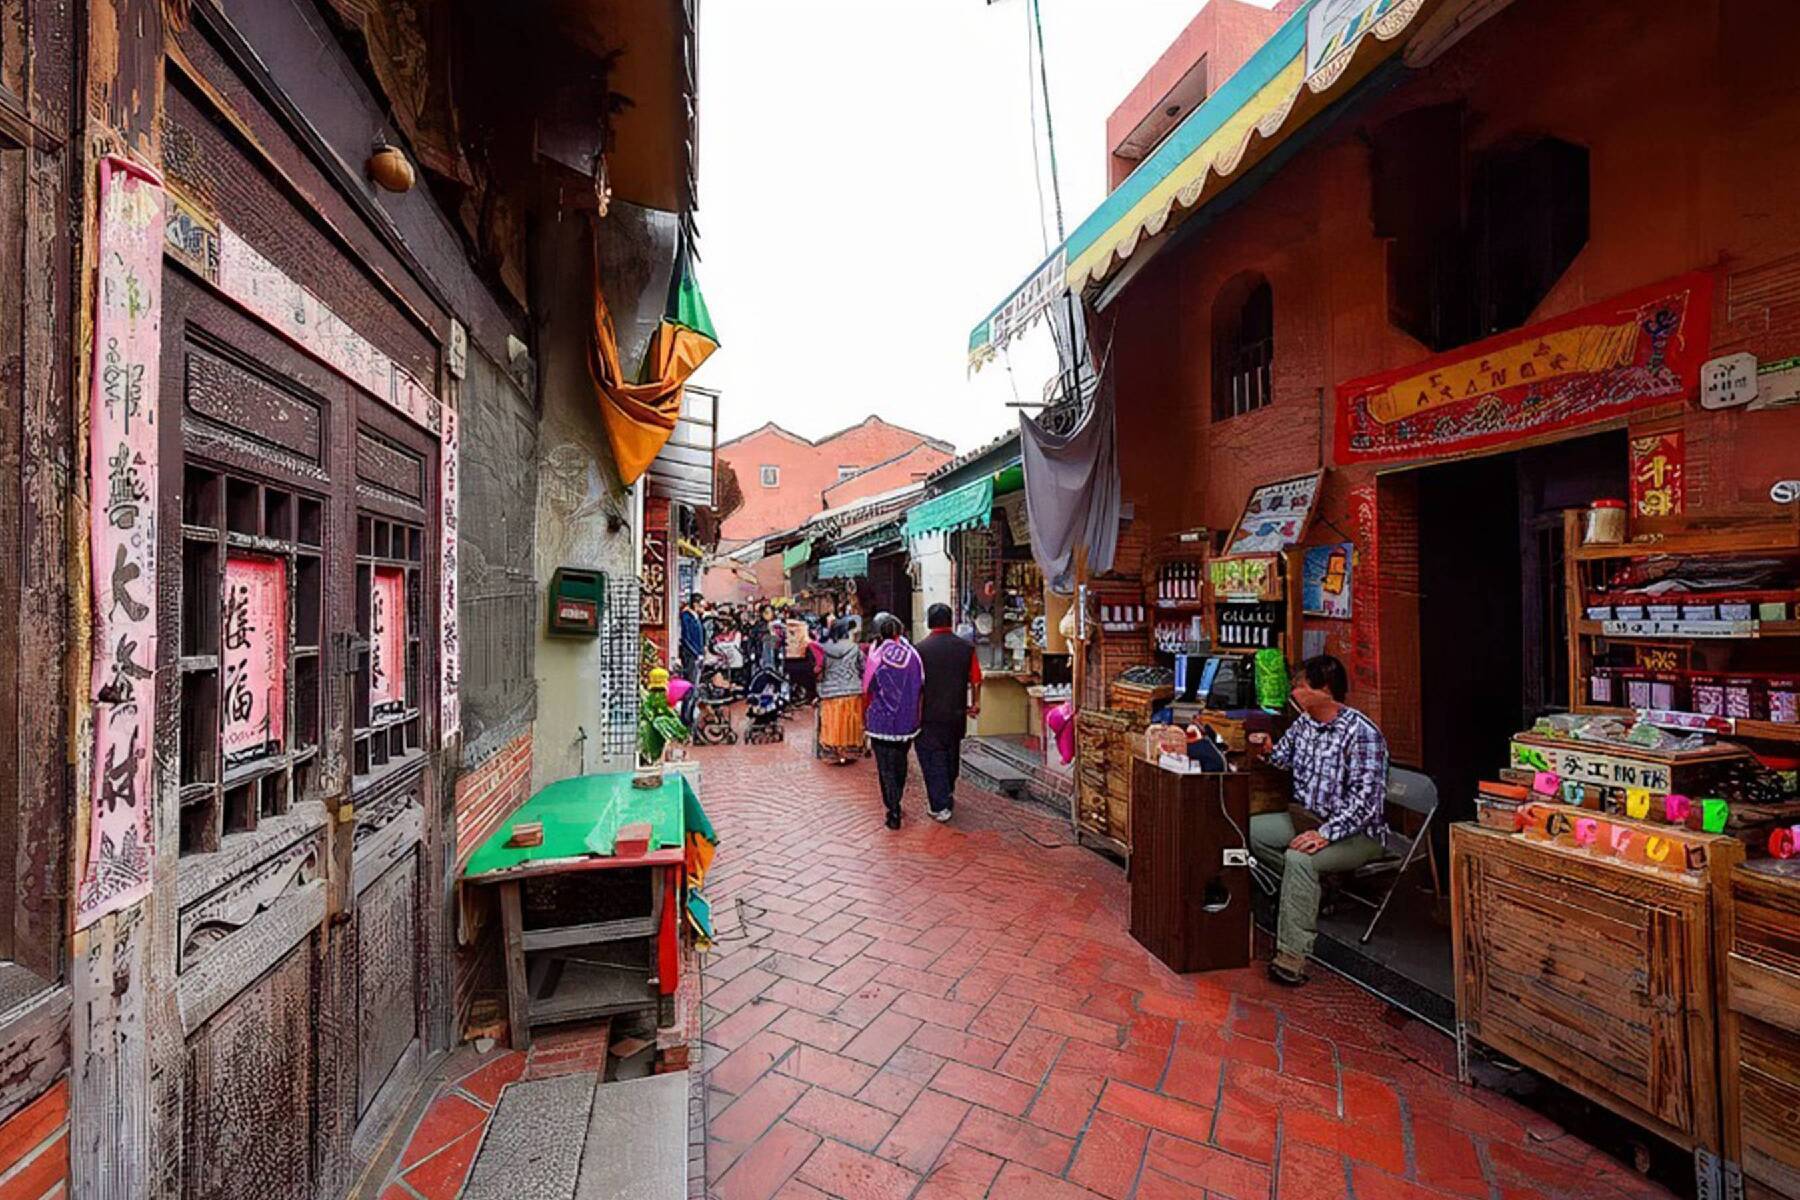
[1451,821,1742,1163]
[1720,862,1800,1200]
[1129,760,1251,974]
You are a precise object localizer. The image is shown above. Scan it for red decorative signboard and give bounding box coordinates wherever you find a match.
[1630,429,1685,518]
[1348,483,1381,699]
[371,567,408,720]
[1335,273,1714,464]
[222,554,287,766]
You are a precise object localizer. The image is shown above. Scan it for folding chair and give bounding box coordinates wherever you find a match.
[1344,767,1442,944]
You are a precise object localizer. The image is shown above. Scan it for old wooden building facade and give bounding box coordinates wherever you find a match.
[0,1,700,1196]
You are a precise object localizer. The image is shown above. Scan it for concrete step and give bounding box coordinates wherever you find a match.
[574,1072,689,1200]
[463,1073,597,1200]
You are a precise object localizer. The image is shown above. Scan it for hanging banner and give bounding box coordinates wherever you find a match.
[221,555,288,766]
[1348,484,1380,698]
[440,406,461,739]
[1335,273,1714,465]
[80,158,165,927]
[372,567,409,720]
[1630,429,1685,518]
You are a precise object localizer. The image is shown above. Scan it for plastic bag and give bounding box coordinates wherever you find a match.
[1254,648,1289,713]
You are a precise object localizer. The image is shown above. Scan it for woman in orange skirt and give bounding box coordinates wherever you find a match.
[815,618,867,764]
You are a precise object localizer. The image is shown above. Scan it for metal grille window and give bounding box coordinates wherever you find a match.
[760,465,779,487]
[1212,275,1274,421]
[177,466,325,853]
[353,513,425,781]
[597,573,642,766]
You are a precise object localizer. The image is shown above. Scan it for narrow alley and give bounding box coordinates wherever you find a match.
[695,732,1669,1200]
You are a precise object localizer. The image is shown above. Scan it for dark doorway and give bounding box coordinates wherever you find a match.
[1415,431,1627,825]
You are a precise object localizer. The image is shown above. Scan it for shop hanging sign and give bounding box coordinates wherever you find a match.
[1335,273,1714,465]
[1700,352,1757,410]
[221,555,288,766]
[1629,430,1685,518]
[1225,471,1323,554]
[1509,739,1673,795]
[79,158,165,928]
[371,567,408,720]
[1301,543,1354,618]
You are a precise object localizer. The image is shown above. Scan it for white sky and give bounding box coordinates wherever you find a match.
[692,0,1273,453]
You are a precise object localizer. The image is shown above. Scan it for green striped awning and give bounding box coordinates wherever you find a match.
[781,539,813,571]
[818,550,869,580]
[903,477,994,541]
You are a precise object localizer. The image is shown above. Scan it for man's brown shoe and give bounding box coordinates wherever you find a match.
[1268,950,1308,987]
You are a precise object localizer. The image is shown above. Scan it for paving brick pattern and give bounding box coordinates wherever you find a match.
[695,732,1672,1200]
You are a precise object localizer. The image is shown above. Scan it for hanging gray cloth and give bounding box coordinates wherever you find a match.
[1020,367,1120,595]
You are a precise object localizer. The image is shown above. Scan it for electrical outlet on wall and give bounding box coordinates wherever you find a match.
[1222,848,1250,867]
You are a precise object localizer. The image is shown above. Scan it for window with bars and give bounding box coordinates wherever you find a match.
[178,466,324,854]
[354,513,426,782]
[1211,274,1274,421]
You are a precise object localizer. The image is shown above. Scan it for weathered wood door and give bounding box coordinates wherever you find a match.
[161,263,439,1192]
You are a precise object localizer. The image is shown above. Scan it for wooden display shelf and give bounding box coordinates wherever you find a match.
[1569,515,1800,561]
[1728,719,1800,744]
[1576,619,1800,639]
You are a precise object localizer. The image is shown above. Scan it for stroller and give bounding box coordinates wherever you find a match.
[690,657,741,746]
[742,667,790,744]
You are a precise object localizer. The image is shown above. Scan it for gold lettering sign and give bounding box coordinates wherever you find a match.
[1365,320,1640,425]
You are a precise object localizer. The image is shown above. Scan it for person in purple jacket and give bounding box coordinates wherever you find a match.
[862,612,923,830]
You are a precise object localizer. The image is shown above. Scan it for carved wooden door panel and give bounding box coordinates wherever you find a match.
[346,396,436,1129]
[161,271,353,1200]
[182,945,315,1200]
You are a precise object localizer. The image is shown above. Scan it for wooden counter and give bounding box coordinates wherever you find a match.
[1720,860,1800,1200]
[1451,815,1744,1185]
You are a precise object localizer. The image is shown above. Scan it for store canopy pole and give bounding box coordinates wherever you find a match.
[1020,365,1119,595]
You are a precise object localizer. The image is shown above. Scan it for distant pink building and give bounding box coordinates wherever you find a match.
[705,416,954,601]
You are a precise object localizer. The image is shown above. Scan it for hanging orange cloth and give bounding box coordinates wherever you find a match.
[588,225,719,486]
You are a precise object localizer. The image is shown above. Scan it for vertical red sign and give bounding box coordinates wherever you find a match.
[371,566,408,719]
[222,554,288,765]
[1630,430,1685,519]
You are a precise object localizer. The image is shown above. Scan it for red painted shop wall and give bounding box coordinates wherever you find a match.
[1108,0,1800,756]
[0,1079,69,1200]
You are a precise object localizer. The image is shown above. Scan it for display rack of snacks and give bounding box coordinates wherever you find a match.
[1206,550,1302,656]
[1566,510,1800,748]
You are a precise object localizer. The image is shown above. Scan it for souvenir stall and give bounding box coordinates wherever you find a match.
[1453,502,1800,1197]
[904,465,1048,739]
[1072,475,1324,856]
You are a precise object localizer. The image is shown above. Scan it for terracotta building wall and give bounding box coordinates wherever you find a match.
[821,443,947,510]
[1105,0,1298,191]
[1107,0,1800,744]
[718,418,952,543]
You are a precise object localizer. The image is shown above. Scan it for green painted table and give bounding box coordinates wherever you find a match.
[461,772,700,1048]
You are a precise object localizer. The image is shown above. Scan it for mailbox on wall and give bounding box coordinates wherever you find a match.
[547,567,604,637]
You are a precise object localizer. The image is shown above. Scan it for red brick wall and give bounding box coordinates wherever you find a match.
[820,443,947,510]
[0,1079,69,1200]
[455,730,533,866]
[1105,0,1296,191]
[1108,0,1800,749]
[718,418,952,543]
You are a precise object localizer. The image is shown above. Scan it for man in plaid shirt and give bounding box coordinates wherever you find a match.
[1248,655,1389,986]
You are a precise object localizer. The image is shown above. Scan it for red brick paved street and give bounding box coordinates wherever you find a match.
[694,731,1672,1200]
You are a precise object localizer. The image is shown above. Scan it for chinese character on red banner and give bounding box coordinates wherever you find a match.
[371,567,408,720]
[222,554,287,766]
[1630,430,1685,518]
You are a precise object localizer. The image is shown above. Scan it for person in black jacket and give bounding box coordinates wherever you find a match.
[914,604,982,822]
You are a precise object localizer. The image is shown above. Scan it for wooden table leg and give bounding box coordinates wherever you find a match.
[499,879,530,1052]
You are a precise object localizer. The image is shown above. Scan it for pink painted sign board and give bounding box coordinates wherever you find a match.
[371,566,408,719]
[222,554,287,765]
[80,158,165,927]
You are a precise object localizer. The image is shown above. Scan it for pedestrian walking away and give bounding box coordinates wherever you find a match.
[678,592,706,726]
[815,618,866,765]
[861,612,922,829]
[914,603,981,822]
